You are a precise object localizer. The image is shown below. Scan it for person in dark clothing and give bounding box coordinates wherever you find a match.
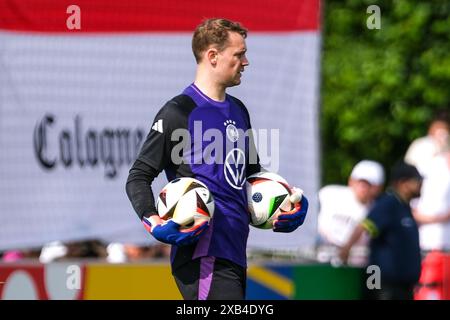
[339,161,423,300]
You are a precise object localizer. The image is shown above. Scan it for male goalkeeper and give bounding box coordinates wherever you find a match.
[126,18,308,300]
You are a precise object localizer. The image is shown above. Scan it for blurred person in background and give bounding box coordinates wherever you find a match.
[1,248,41,263]
[124,243,170,261]
[405,110,449,178]
[107,243,171,263]
[40,240,107,263]
[412,141,450,300]
[339,161,423,300]
[413,141,450,252]
[64,240,108,260]
[317,160,385,266]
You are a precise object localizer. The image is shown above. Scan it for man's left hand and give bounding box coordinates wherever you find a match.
[273,195,309,233]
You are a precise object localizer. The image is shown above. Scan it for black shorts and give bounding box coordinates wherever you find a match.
[172,256,246,300]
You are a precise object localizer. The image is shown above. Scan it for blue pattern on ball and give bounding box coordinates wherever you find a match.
[252,192,263,203]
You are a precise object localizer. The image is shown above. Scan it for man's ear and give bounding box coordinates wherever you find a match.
[206,48,218,65]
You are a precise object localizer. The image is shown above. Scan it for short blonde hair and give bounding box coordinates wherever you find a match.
[192,18,247,63]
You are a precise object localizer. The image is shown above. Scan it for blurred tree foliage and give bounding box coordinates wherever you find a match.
[321,0,449,185]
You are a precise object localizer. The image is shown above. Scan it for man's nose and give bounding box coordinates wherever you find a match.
[242,56,249,67]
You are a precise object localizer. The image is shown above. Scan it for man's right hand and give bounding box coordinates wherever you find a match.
[142,215,209,246]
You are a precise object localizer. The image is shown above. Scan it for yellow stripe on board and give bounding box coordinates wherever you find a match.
[247,265,293,298]
[84,264,182,300]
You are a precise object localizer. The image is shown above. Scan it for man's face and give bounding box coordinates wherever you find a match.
[406,178,422,199]
[349,179,381,204]
[215,32,249,87]
[429,120,449,147]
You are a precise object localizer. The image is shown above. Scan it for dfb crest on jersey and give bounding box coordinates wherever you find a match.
[224,120,239,143]
[224,148,246,189]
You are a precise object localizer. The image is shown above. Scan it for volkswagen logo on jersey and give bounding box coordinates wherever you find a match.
[224,148,246,189]
[224,120,239,142]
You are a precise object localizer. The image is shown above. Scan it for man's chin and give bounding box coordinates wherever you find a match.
[226,80,241,88]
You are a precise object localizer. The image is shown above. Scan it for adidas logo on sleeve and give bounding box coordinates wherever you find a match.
[152,119,163,133]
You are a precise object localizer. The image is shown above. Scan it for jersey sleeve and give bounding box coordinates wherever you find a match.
[136,101,177,171]
[126,160,159,219]
[126,100,180,220]
[362,195,393,238]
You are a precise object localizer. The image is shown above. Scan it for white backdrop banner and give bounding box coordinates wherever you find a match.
[0,0,320,251]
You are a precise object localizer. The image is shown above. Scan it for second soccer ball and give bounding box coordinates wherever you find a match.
[246,172,301,229]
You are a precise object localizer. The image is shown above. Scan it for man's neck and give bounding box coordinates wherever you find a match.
[194,73,226,102]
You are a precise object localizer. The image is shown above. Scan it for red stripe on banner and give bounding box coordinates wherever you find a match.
[0,0,320,33]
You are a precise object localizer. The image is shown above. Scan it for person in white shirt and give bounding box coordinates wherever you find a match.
[405,111,449,177]
[413,144,450,252]
[317,160,385,266]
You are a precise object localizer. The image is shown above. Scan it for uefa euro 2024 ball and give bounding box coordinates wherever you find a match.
[156,177,214,231]
[246,172,302,229]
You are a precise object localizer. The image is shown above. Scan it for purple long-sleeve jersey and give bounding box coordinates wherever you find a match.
[127,84,260,269]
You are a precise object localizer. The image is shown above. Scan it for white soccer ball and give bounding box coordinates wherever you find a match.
[156,177,215,230]
[246,172,301,229]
